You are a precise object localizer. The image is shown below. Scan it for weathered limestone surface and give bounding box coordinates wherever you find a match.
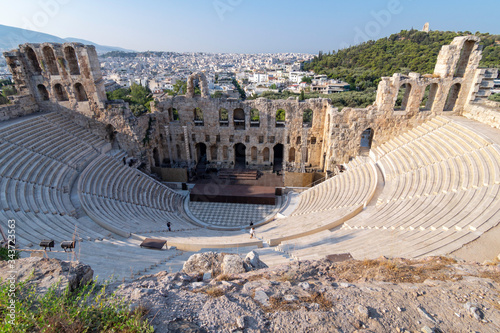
[2,36,498,173]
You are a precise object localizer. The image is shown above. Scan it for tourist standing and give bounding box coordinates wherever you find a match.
[250,227,255,239]
[167,221,172,232]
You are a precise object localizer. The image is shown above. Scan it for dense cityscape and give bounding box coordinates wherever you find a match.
[98,51,353,98]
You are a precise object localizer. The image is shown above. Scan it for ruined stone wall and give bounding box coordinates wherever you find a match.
[3,43,107,118]
[2,36,493,174]
[151,96,331,171]
[0,95,39,121]
[463,100,500,129]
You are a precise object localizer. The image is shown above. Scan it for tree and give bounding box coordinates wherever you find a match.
[299,90,305,101]
[301,76,312,84]
[211,91,223,98]
[269,83,277,90]
[276,109,286,121]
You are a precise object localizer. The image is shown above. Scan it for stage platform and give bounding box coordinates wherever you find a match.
[190,184,276,205]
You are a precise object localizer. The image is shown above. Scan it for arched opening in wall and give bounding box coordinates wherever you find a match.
[210,145,218,161]
[360,128,374,149]
[455,40,475,78]
[194,107,204,126]
[304,147,309,164]
[176,144,182,160]
[64,46,80,75]
[250,108,260,127]
[296,136,301,145]
[444,83,461,111]
[42,46,59,75]
[251,147,257,162]
[234,143,246,168]
[234,108,245,130]
[219,108,228,126]
[54,84,69,101]
[153,147,160,167]
[289,147,296,163]
[74,83,88,101]
[303,109,313,127]
[394,83,412,111]
[105,124,116,143]
[223,146,228,160]
[276,109,286,127]
[37,85,49,101]
[263,147,270,162]
[420,83,438,111]
[168,108,179,121]
[195,143,207,164]
[273,144,284,172]
[63,47,80,75]
[26,47,42,74]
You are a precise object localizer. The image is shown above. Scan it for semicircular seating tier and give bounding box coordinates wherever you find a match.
[277,116,500,260]
[77,153,197,237]
[0,113,112,247]
[258,157,378,246]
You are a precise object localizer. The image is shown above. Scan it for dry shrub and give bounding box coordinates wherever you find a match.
[263,295,300,312]
[329,256,460,283]
[301,292,332,310]
[215,273,236,282]
[203,286,225,298]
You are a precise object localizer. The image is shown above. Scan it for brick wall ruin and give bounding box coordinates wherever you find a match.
[2,35,497,175]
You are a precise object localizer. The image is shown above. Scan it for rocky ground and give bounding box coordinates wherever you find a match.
[2,253,500,332]
[115,254,500,333]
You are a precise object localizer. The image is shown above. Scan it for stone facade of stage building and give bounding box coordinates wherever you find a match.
[2,35,497,174]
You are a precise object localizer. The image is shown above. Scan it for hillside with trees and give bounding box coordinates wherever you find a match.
[304,30,500,91]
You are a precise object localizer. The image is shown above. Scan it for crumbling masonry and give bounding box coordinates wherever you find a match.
[2,36,499,176]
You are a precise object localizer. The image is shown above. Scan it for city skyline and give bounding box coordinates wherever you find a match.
[1,0,500,54]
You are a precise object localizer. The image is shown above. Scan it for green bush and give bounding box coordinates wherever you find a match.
[0,248,20,261]
[489,93,500,102]
[0,277,154,333]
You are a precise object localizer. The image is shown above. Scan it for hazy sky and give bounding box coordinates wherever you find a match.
[1,0,499,53]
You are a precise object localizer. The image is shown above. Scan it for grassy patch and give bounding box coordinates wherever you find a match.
[0,277,154,333]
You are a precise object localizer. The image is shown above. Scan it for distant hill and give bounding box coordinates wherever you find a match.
[0,24,134,54]
[304,29,500,90]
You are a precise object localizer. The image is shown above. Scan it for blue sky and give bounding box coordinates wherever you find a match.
[1,0,499,53]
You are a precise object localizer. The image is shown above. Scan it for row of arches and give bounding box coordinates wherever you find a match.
[194,143,285,169]
[396,82,462,112]
[167,106,314,128]
[25,45,80,76]
[36,83,88,102]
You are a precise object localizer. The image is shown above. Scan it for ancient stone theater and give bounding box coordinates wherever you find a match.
[1,36,499,279]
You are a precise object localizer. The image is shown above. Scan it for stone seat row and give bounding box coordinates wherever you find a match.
[42,112,106,151]
[291,157,375,216]
[277,117,500,260]
[79,193,191,237]
[0,130,96,172]
[0,209,108,249]
[0,177,75,216]
[374,117,492,164]
[377,146,500,204]
[255,161,378,246]
[79,154,178,212]
[0,146,80,191]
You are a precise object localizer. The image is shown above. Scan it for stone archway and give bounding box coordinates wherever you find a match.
[234,143,246,169]
[186,72,209,98]
[273,144,284,172]
[195,142,207,163]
